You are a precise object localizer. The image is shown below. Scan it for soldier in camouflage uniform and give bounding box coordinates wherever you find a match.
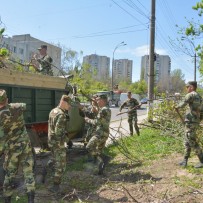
[0,89,35,203]
[119,91,140,136]
[175,81,203,168]
[48,95,72,192]
[84,95,98,145]
[34,45,53,76]
[85,94,111,175]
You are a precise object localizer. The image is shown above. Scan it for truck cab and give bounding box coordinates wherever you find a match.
[96,90,121,107]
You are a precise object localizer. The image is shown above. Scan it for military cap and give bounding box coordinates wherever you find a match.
[186,81,197,88]
[0,89,7,104]
[97,94,108,100]
[61,95,72,103]
[38,44,47,50]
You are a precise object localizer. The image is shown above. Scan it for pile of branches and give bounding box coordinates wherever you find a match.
[144,98,203,146]
[147,99,184,138]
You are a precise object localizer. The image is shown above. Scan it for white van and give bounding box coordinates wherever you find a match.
[118,93,140,107]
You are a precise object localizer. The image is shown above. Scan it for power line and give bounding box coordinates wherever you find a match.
[111,0,148,26]
[72,28,148,39]
[72,23,148,38]
[122,0,149,19]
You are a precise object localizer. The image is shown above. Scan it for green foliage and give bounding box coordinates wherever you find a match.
[169,69,185,93]
[0,28,5,35]
[183,1,203,77]
[118,80,147,96]
[72,63,108,95]
[0,48,9,57]
[192,0,203,16]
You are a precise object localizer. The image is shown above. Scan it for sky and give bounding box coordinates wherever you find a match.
[0,0,201,83]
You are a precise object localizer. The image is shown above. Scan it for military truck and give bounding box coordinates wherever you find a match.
[0,68,85,149]
[96,90,121,107]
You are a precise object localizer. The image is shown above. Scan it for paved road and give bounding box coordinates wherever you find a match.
[107,105,148,145]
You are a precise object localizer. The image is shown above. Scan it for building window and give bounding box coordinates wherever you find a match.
[13,46,16,53]
[19,48,24,55]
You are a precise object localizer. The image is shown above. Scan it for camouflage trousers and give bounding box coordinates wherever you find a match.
[183,122,203,159]
[86,134,108,157]
[3,142,35,197]
[128,113,139,135]
[50,145,67,184]
[84,124,96,144]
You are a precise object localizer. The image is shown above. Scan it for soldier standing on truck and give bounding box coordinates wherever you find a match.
[119,91,140,136]
[0,89,35,203]
[33,44,53,76]
[48,95,72,193]
[85,94,111,175]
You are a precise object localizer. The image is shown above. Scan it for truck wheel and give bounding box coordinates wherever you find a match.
[108,101,112,107]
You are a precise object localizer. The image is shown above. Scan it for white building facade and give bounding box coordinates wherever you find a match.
[83,54,110,81]
[140,54,171,85]
[1,34,62,76]
[113,59,132,84]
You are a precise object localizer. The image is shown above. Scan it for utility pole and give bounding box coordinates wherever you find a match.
[147,0,156,120]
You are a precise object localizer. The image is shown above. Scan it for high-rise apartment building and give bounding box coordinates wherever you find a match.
[1,34,62,75]
[140,54,171,85]
[113,59,132,85]
[83,54,110,81]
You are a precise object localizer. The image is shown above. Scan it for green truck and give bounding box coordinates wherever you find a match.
[96,90,121,107]
[0,68,85,149]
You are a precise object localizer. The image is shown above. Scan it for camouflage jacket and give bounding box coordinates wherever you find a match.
[37,54,53,76]
[177,91,202,123]
[0,103,30,144]
[119,98,139,114]
[48,106,69,147]
[86,106,111,137]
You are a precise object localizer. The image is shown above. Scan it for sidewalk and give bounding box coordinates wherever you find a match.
[106,113,148,146]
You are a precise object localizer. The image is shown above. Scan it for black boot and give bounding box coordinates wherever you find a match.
[135,129,140,136]
[97,158,105,175]
[195,154,203,168]
[4,196,11,203]
[27,191,35,203]
[179,158,188,167]
[97,155,111,175]
[129,125,133,136]
[134,123,140,136]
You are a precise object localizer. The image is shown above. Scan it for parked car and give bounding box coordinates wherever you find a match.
[140,98,148,104]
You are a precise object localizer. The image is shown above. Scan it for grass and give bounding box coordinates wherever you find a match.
[107,128,184,164]
[3,127,203,202]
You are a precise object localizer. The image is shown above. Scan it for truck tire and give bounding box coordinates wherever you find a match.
[108,101,112,107]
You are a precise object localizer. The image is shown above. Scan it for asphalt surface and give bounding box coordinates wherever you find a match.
[107,106,148,146]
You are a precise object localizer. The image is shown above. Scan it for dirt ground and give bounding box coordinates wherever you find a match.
[35,146,203,203]
[1,145,203,203]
